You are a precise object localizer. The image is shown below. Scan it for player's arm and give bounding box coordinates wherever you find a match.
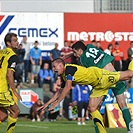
[48,80,72,111]
[37,89,62,111]
[46,89,62,105]
[37,77,65,111]
[48,66,76,110]
[61,52,74,60]
[7,55,22,100]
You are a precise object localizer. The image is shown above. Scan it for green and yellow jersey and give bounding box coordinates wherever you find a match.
[0,48,18,93]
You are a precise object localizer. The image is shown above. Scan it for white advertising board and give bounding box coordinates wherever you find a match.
[0,13,64,50]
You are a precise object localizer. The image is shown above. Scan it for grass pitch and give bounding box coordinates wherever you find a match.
[1,119,127,133]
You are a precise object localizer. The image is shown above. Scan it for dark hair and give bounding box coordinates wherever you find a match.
[130,41,133,44]
[107,43,113,49]
[97,41,100,43]
[52,58,65,66]
[115,41,119,45]
[91,40,96,43]
[70,41,74,43]
[34,40,38,43]
[72,41,87,51]
[4,32,17,46]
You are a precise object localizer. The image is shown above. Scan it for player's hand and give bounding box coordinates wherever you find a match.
[48,101,58,111]
[37,104,48,112]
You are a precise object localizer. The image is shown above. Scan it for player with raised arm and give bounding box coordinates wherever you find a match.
[0,32,22,133]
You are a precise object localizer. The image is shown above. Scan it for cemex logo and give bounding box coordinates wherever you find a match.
[0,15,58,38]
[9,27,58,38]
[0,15,14,35]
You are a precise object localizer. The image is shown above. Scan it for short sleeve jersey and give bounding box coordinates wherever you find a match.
[80,44,114,68]
[61,64,102,87]
[0,48,18,92]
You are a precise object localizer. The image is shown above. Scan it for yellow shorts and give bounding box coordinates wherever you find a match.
[90,70,120,98]
[0,90,15,107]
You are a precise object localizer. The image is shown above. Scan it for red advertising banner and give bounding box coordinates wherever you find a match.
[64,13,133,59]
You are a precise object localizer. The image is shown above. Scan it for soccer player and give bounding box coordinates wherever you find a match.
[39,58,133,133]
[0,32,22,133]
[71,41,132,133]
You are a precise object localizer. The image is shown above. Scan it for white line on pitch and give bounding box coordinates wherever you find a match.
[17,124,48,128]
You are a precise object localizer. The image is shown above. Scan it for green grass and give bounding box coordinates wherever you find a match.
[1,119,127,133]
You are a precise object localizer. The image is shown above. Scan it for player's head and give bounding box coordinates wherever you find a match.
[4,32,19,49]
[72,41,86,57]
[52,58,65,75]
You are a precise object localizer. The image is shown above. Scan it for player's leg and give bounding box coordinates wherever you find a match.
[119,70,133,81]
[112,81,132,132]
[6,103,20,133]
[0,107,8,122]
[0,108,8,131]
[0,107,8,132]
[0,91,20,133]
[88,96,107,133]
[0,92,8,124]
[119,60,133,81]
[116,94,132,132]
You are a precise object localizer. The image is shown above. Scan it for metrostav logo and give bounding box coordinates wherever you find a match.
[67,31,133,42]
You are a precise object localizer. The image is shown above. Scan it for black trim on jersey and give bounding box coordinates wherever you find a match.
[65,66,77,76]
[61,77,65,88]
[8,55,19,70]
